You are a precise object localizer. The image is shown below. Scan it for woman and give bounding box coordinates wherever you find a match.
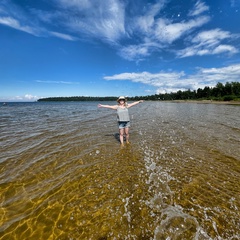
[98,96,144,146]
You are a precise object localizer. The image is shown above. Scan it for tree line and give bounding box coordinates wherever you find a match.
[38,96,117,102]
[131,81,240,101]
[38,81,240,102]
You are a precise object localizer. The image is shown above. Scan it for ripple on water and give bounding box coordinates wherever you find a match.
[0,102,239,239]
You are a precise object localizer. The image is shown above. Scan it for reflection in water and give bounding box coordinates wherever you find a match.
[0,102,239,239]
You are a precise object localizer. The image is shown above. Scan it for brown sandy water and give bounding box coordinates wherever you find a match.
[0,101,239,239]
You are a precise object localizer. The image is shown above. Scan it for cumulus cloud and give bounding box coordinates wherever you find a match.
[104,63,240,94]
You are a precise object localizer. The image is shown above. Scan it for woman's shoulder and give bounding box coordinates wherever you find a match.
[117,105,128,109]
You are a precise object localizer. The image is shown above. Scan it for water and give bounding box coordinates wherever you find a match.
[0,101,239,240]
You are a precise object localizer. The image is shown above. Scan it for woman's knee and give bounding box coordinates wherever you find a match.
[119,129,124,136]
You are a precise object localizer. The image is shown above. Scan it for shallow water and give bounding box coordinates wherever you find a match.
[0,101,239,239]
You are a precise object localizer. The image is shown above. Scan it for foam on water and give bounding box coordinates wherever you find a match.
[138,115,240,239]
[141,146,201,239]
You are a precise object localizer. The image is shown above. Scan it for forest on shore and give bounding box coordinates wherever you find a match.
[38,81,240,102]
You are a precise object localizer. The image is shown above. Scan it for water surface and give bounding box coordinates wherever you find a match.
[0,102,239,239]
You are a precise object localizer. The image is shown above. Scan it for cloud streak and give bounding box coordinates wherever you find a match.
[188,0,209,17]
[0,16,39,35]
[36,80,79,84]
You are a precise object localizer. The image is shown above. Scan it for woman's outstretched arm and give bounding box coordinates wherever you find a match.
[127,100,144,108]
[98,104,118,110]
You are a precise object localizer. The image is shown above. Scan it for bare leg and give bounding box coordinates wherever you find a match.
[125,127,130,144]
[119,128,125,145]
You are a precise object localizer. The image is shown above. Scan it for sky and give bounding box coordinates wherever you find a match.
[0,0,240,101]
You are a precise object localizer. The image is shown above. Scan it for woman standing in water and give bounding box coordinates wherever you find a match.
[98,96,144,146]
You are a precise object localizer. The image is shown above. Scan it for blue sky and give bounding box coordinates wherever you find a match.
[0,0,240,101]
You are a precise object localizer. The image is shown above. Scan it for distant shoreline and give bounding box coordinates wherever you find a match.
[167,100,240,105]
[2,100,240,105]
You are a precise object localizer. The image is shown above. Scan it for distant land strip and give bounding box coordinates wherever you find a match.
[38,96,118,102]
[38,81,240,103]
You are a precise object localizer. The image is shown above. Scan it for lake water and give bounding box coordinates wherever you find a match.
[0,101,239,240]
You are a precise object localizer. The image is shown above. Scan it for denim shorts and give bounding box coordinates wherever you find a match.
[118,121,130,129]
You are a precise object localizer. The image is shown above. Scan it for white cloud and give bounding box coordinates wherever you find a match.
[0,0,238,61]
[153,16,210,44]
[24,94,39,100]
[119,11,210,60]
[188,0,209,17]
[119,43,154,61]
[192,28,232,45]
[0,16,39,35]
[103,63,240,94]
[53,0,126,43]
[212,45,238,54]
[177,29,238,57]
[134,1,166,34]
[0,0,209,46]
[0,94,39,102]
[1,0,124,41]
[36,80,79,84]
[49,31,77,41]
[57,0,92,9]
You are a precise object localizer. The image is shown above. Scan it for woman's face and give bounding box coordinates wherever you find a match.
[119,99,125,105]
